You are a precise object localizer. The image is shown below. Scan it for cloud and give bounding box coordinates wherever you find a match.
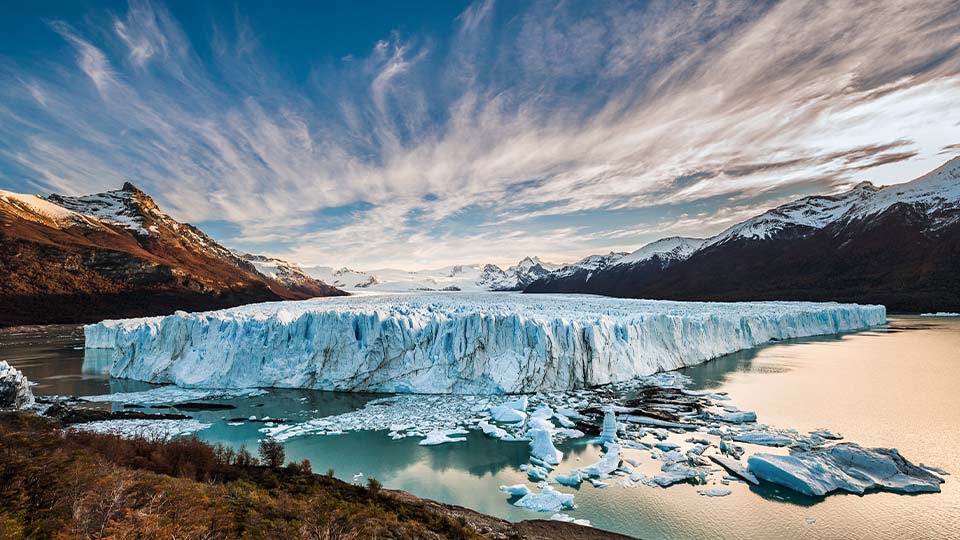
[0,0,959,268]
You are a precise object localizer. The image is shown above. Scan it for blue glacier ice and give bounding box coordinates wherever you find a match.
[85,293,886,394]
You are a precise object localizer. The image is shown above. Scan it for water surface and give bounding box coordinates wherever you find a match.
[2,317,957,539]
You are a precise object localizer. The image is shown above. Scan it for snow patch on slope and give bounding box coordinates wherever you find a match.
[616,237,705,266]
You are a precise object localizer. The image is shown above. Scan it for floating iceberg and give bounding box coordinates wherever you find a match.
[747,443,945,496]
[499,484,531,497]
[419,429,468,446]
[513,486,575,512]
[580,444,622,478]
[549,513,591,527]
[86,293,885,394]
[697,488,732,497]
[0,361,34,409]
[528,418,563,464]
[597,409,618,443]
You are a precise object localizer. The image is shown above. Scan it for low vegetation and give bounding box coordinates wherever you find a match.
[0,412,478,540]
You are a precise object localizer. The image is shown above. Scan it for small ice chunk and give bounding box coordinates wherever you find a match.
[733,430,793,447]
[597,408,618,443]
[513,486,575,513]
[419,429,468,446]
[714,410,757,423]
[502,396,528,411]
[697,488,732,497]
[490,405,528,423]
[580,443,622,477]
[478,420,508,439]
[499,484,531,497]
[649,463,707,487]
[555,470,583,487]
[527,465,550,482]
[528,418,563,465]
[550,513,591,527]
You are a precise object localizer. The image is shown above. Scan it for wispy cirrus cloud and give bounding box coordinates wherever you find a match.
[0,0,959,268]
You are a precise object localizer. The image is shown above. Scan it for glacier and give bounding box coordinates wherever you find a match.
[85,293,886,394]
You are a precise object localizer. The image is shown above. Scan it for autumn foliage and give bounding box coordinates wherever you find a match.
[0,412,476,540]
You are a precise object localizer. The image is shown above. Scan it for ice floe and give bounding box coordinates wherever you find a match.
[87,293,885,393]
[499,484,530,497]
[513,486,575,512]
[549,513,591,527]
[68,419,211,440]
[697,488,732,497]
[748,443,946,496]
[419,429,468,446]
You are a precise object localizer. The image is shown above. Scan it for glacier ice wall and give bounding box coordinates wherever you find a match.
[85,293,886,394]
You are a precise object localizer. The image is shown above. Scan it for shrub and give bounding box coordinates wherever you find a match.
[366,477,382,494]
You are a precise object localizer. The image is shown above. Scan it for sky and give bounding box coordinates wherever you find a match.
[0,0,959,270]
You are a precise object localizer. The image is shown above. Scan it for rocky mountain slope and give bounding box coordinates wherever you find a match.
[526,157,960,312]
[0,183,344,326]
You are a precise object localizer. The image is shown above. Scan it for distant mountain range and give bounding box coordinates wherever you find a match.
[3,157,957,325]
[526,157,960,312]
[0,183,344,326]
[300,256,560,292]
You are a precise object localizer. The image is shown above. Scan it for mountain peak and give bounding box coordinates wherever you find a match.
[121,181,144,194]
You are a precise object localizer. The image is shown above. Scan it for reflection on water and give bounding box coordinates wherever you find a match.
[2,317,959,539]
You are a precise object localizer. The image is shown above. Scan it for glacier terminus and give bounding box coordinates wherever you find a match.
[85,293,886,394]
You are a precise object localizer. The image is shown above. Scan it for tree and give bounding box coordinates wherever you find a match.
[258,438,285,469]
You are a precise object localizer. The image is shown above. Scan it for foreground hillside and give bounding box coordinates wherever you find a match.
[0,183,345,326]
[0,412,629,540]
[527,158,960,312]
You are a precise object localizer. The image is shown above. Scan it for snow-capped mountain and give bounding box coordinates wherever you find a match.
[0,183,344,326]
[527,157,960,312]
[614,237,705,267]
[236,252,344,298]
[549,252,629,279]
[301,256,560,292]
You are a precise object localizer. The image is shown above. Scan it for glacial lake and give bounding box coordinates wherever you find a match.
[2,316,958,540]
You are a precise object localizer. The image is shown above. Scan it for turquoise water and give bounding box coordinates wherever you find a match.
[2,317,958,539]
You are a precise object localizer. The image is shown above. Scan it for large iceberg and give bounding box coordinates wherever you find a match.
[85,293,885,394]
[748,443,945,496]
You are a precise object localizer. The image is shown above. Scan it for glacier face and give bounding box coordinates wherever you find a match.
[85,293,886,394]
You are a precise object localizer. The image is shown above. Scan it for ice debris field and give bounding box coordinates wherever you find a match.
[85,293,886,393]
[65,369,948,522]
[71,293,940,521]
